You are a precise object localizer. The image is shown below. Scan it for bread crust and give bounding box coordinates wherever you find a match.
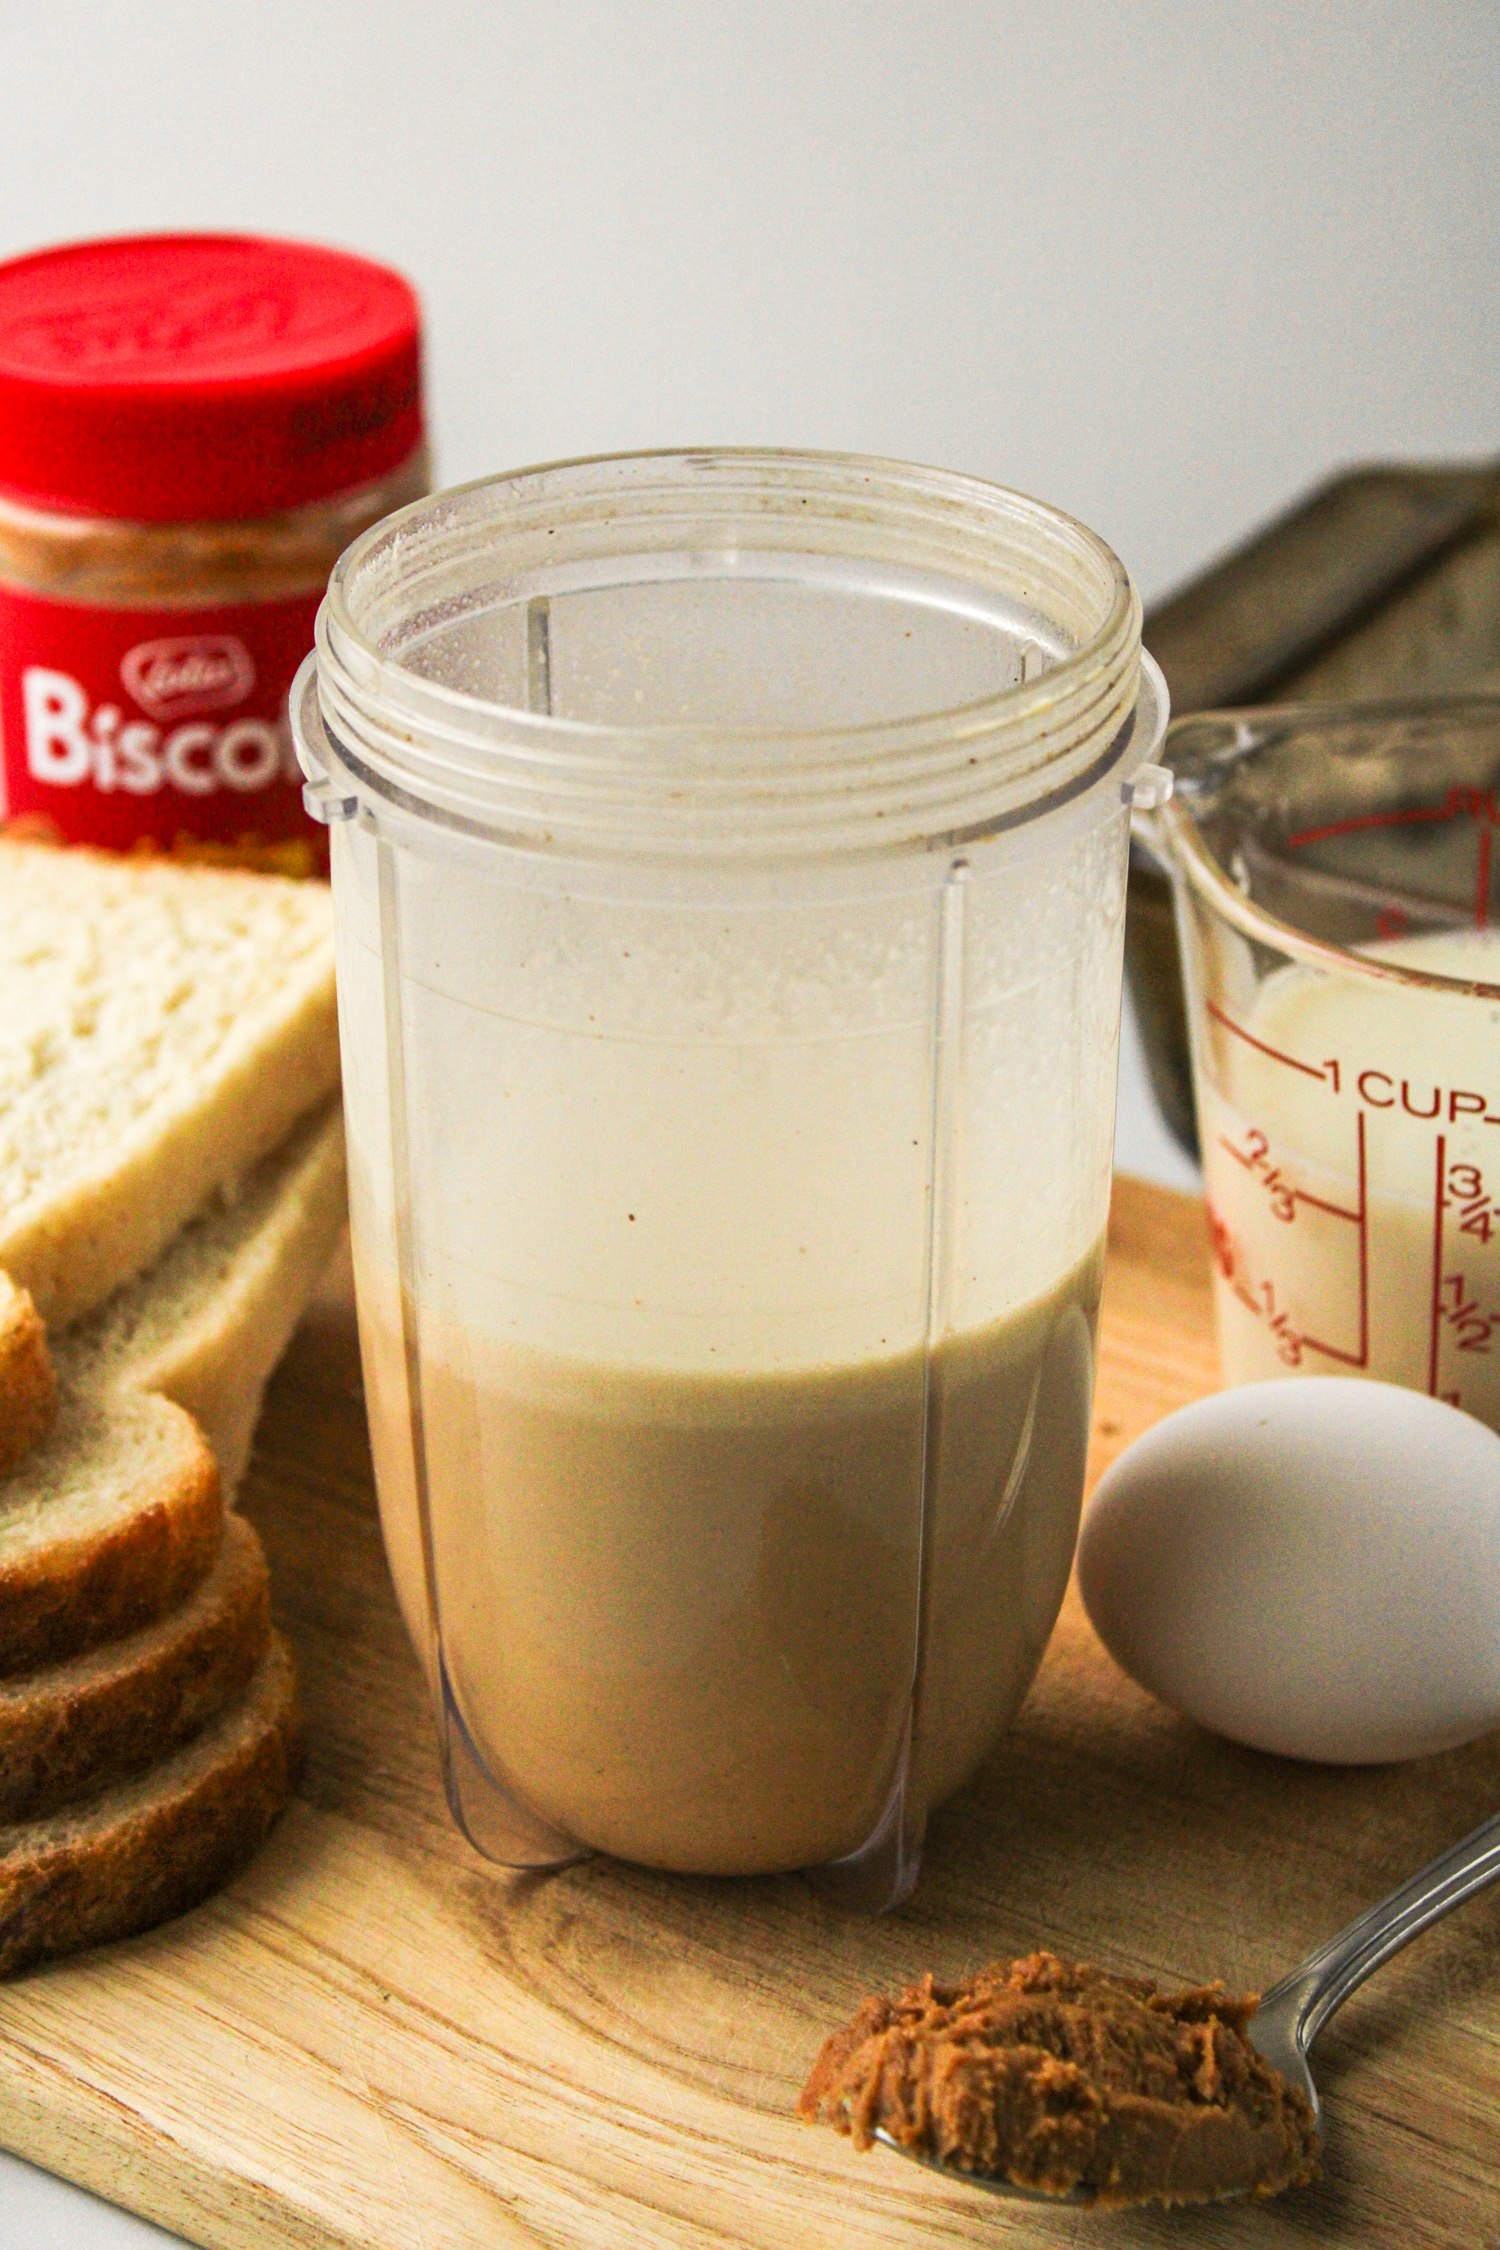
[0,1517,270,1822]
[0,1282,55,1478]
[0,1636,303,1976]
[3,979,340,1331]
[0,840,339,1329]
[0,852,340,1964]
[67,1101,348,1500]
[0,1391,222,1678]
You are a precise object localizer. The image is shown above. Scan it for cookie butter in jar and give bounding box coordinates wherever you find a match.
[0,234,427,871]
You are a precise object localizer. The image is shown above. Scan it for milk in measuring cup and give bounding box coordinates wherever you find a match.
[1201,926,1500,1431]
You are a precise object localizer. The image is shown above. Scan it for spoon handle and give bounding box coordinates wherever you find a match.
[1258,1805,1500,2053]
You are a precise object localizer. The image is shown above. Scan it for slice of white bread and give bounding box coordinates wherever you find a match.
[60,1099,348,1498]
[0,1515,269,1823]
[0,1277,54,1477]
[0,1101,347,1673]
[0,840,338,1328]
[0,1634,302,1975]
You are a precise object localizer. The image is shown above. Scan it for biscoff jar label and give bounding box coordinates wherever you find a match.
[0,582,324,869]
[0,233,428,868]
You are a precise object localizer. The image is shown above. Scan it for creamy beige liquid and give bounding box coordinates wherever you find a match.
[1202,927,1500,1429]
[357,1242,1104,1876]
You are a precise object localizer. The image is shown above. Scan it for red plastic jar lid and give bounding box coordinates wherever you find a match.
[0,233,424,523]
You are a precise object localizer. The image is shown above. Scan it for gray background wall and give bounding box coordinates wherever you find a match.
[5,0,1494,1206]
[4,1,1495,608]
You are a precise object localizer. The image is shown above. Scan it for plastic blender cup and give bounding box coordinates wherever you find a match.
[293,449,1167,1908]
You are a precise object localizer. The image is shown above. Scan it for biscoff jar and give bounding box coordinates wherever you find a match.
[0,234,427,872]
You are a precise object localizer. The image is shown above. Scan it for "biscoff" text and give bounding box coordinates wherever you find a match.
[22,666,295,797]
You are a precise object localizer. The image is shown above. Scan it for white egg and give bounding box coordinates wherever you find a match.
[1076,1379,1500,1764]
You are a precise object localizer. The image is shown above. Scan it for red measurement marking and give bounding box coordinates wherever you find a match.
[1293,1187,1360,1220]
[1356,1105,1369,1368]
[1287,787,1500,933]
[1219,1132,1359,1221]
[1479,825,1493,931]
[1287,786,1500,850]
[1206,1000,1332,1082]
[1442,1273,1496,1353]
[1302,1327,1367,1368]
[1214,1113,1370,1369]
[1298,1105,1369,1368]
[1429,1133,1447,1396]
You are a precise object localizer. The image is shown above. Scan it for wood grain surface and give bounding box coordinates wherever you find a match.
[2,1174,1498,2249]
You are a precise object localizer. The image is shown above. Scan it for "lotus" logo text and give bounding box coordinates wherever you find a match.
[119,634,255,720]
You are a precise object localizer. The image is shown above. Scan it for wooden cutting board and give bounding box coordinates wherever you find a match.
[2,1174,1498,2250]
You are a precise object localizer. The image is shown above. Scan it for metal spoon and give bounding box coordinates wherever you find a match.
[874,1803,1500,2207]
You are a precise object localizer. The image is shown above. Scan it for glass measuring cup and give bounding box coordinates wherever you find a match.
[292,450,1166,1910]
[1144,697,1500,1430]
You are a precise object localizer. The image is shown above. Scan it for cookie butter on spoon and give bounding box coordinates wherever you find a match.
[798,1952,1319,2209]
[801,1800,1500,2208]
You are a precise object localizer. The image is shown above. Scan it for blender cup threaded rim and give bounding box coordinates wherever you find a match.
[306,447,1150,860]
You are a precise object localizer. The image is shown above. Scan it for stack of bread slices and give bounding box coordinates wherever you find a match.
[0,840,348,1973]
